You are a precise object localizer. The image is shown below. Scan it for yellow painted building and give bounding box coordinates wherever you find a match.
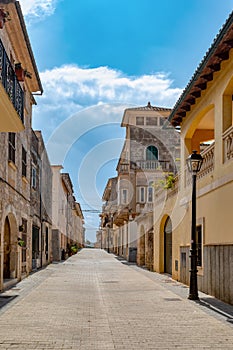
[153,11,233,304]
[0,1,42,131]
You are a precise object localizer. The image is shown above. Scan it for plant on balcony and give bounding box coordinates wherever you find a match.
[17,237,25,247]
[163,172,175,189]
[0,9,10,29]
[154,172,175,191]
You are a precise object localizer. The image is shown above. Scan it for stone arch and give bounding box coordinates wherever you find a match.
[3,213,18,280]
[184,104,215,155]
[137,224,145,266]
[222,75,233,134]
[164,216,172,275]
[159,215,170,273]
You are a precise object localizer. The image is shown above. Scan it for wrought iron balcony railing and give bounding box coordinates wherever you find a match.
[136,160,170,171]
[0,39,24,123]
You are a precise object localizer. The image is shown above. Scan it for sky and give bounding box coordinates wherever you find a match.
[20,0,233,242]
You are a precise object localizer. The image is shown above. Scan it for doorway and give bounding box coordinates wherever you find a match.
[138,225,145,266]
[45,227,49,261]
[164,217,172,274]
[3,216,11,279]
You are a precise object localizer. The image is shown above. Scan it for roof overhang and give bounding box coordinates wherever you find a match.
[2,1,43,94]
[169,11,233,127]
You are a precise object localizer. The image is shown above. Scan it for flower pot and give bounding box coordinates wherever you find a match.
[15,67,25,82]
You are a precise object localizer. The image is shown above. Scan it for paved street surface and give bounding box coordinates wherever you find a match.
[0,249,232,350]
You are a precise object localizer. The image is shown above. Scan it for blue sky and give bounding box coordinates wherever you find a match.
[20,0,233,241]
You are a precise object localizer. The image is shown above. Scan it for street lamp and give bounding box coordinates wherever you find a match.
[186,150,203,300]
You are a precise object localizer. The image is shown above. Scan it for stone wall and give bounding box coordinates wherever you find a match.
[179,244,233,305]
[52,229,61,261]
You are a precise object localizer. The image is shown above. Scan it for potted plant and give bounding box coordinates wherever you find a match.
[155,172,175,190]
[70,244,78,255]
[15,63,32,82]
[17,237,25,247]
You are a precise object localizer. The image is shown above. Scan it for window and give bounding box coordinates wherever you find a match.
[22,146,27,177]
[146,145,158,160]
[136,117,144,126]
[148,186,153,202]
[8,132,16,163]
[31,165,37,188]
[32,225,40,260]
[146,117,157,126]
[196,225,202,267]
[21,218,27,233]
[139,187,145,202]
[121,189,128,204]
[160,118,166,126]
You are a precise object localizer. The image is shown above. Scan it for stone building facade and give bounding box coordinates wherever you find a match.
[100,103,180,267]
[72,202,85,249]
[0,1,85,291]
[30,130,53,270]
[101,177,118,252]
[51,167,85,261]
[0,0,43,290]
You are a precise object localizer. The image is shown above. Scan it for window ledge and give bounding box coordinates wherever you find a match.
[22,176,29,184]
[8,160,17,171]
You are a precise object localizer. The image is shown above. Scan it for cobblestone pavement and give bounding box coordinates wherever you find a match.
[0,249,232,350]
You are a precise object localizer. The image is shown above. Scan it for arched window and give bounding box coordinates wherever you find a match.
[146,145,158,160]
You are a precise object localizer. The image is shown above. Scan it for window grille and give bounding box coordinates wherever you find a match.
[8,132,16,163]
[22,146,27,177]
[31,165,37,188]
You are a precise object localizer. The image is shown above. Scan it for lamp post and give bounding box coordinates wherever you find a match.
[186,150,203,300]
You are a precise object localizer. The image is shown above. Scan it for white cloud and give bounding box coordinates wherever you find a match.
[20,0,58,20]
[33,64,182,136]
[40,65,181,105]
[33,64,183,241]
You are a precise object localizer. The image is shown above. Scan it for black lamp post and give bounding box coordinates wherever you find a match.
[186,150,203,300]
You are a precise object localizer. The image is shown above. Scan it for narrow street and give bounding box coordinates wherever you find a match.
[0,249,232,350]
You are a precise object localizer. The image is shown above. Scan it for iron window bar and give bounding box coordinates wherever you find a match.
[0,38,24,123]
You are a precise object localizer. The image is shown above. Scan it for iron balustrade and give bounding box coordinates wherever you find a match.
[223,125,233,162]
[0,39,24,123]
[136,160,170,171]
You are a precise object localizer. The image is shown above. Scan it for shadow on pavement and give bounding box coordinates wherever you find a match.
[199,297,233,320]
[0,295,18,309]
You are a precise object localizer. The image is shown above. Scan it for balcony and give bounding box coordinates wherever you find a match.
[136,160,170,171]
[118,163,130,174]
[113,205,129,226]
[184,143,214,186]
[0,39,24,132]
[223,125,233,163]
[198,143,214,179]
